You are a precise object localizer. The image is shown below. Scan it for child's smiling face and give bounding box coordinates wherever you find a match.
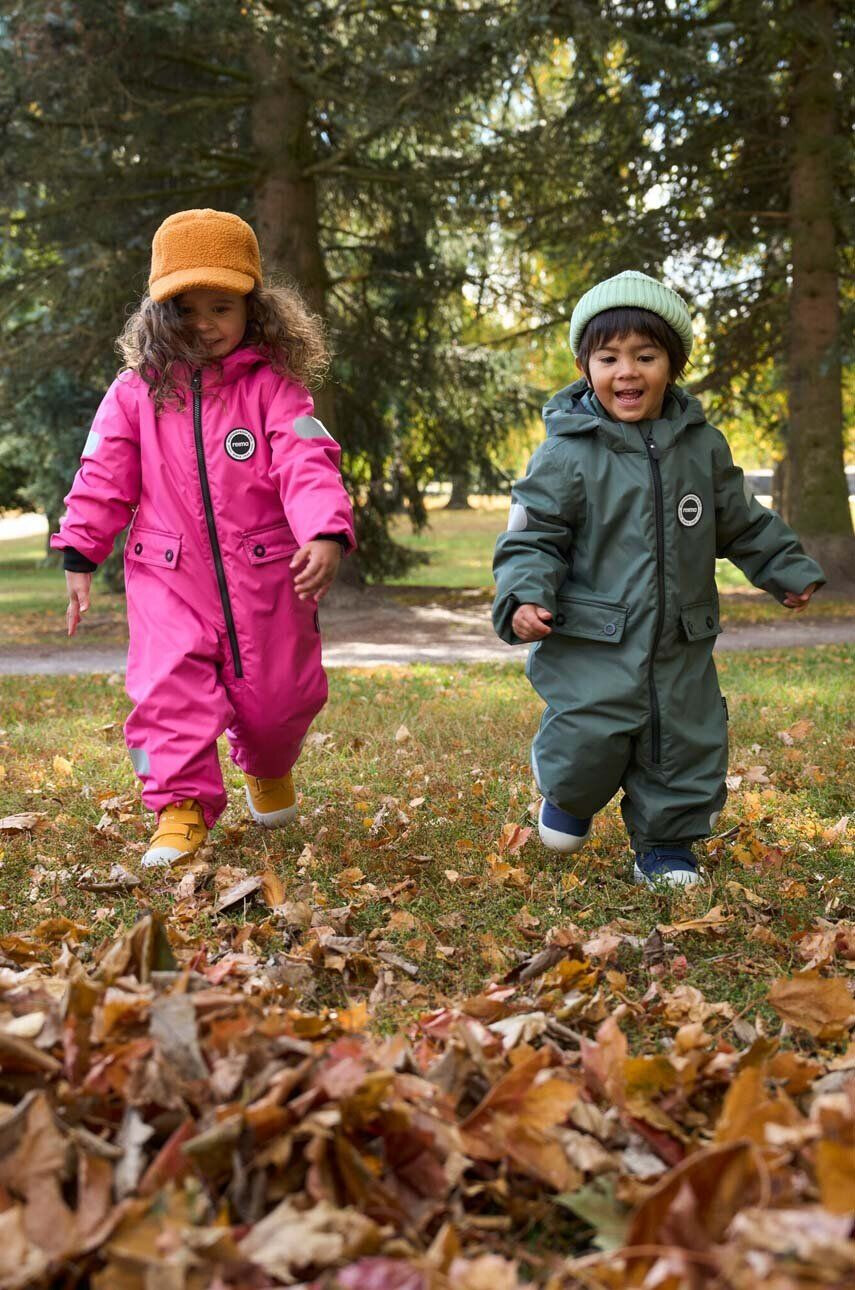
[175,287,248,357]
[578,330,671,422]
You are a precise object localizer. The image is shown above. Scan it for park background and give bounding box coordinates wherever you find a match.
[0,3,854,1288]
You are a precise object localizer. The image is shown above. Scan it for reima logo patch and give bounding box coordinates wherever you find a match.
[225,427,256,461]
[677,493,703,527]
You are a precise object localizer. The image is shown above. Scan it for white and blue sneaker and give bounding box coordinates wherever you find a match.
[538,799,593,854]
[633,846,699,887]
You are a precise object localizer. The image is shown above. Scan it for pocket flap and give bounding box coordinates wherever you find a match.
[552,595,628,644]
[126,527,181,570]
[680,600,721,640]
[242,521,298,565]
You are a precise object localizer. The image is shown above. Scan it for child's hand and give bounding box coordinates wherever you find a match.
[290,539,342,601]
[783,582,818,613]
[65,572,92,637]
[512,603,553,641]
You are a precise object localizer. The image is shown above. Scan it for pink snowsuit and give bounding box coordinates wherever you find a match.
[51,346,355,827]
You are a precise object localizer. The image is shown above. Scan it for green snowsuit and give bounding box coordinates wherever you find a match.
[493,379,825,852]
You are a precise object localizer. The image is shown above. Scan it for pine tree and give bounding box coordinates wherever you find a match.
[0,0,589,576]
[613,0,854,588]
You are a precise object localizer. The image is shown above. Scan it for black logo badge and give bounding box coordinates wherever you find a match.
[225,427,256,461]
[677,493,703,527]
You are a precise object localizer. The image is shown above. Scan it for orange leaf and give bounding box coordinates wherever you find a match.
[498,823,532,854]
[768,971,855,1039]
[816,1138,855,1215]
[260,869,286,907]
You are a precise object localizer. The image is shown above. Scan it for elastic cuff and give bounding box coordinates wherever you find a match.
[314,532,350,551]
[62,547,98,573]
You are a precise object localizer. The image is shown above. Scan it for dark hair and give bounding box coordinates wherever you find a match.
[576,307,689,381]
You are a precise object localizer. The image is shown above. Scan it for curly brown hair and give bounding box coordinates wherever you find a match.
[117,282,329,412]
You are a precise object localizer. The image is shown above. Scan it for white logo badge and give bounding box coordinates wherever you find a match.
[225,428,256,461]
[678,493,703,527]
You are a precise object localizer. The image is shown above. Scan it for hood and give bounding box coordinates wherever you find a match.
[542,377,707,453]
[198,344,268,390]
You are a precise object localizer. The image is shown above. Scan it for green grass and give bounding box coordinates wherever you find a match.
[1,650,852,1031]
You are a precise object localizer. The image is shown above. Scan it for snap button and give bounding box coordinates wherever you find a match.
[706,615,714,629]
[134,542,142,555]
[165,549,174,563]
[253,544,266,558]
[554,613,566,626]
[603,622,617,637]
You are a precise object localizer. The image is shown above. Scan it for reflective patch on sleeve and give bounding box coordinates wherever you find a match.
[530,745,543,793]
[293,415,334,441]
[743,477,754,505]
[81,429,101,458]
[507,502,528,531]
[128,746,150,776]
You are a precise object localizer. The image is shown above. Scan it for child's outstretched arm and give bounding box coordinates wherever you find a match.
[712,430,825,604]
[50,377,142,569]
[65,571,92,637]
[493,439,578,645]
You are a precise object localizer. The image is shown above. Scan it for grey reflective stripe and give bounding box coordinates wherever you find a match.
[293,415,333,441]
[530,744,543,793]
[742,477,754,505]
[128,747,150,776]
[81,429,101,458]
[507,502,528,532]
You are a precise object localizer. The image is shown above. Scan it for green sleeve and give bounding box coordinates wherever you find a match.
[712,430,825,602]
[492,440,578,644]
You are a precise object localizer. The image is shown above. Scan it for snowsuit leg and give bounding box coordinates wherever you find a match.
[124,565,232,828]
[224,573,328,778]
[527,634,727,851]
[620,651,728,851]
[532,703,634,818]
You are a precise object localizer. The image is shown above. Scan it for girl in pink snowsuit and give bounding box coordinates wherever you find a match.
[53,209,355,867]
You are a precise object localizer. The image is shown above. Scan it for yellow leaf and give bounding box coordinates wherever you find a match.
[337,1000,369,1033]
[336,867,366,887]
[52,756,74,779]
[658,905,731,936]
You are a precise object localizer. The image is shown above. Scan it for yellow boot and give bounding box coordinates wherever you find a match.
[141,799,208,869]
[244,773,297,828]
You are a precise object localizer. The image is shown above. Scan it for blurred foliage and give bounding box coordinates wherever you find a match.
[0,0,851,572]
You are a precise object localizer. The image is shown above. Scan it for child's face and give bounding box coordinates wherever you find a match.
[175,288,248,358]
[577,330,671,422]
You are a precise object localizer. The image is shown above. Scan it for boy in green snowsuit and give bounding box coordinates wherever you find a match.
[493,271,824,886]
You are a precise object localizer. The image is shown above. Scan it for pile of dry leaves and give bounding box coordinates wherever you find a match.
[0,898,853,1289]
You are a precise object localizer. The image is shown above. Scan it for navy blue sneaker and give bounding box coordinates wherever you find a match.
[633,846,699,887]
[538,799,593,854]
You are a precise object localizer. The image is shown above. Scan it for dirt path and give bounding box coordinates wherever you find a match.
[1,588,852,674]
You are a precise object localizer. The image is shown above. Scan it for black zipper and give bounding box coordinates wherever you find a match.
[191,371,243,678]
[642,429,665,763]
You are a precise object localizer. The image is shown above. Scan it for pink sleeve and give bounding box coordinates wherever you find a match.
[264,378,356,551]
[50,376,142,566]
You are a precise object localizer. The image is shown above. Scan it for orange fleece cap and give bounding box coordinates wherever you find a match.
[149,208,263,303]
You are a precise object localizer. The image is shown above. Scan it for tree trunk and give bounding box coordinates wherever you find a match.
[43,510,62,566]
[445,471,472,509]
[250,33,362,588]
[785,0,854,592]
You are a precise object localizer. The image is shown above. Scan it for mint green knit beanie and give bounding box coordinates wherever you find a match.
[569,270,694,358]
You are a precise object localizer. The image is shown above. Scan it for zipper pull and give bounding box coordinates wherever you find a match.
[646,435,660,460]
[191,370,201,392]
